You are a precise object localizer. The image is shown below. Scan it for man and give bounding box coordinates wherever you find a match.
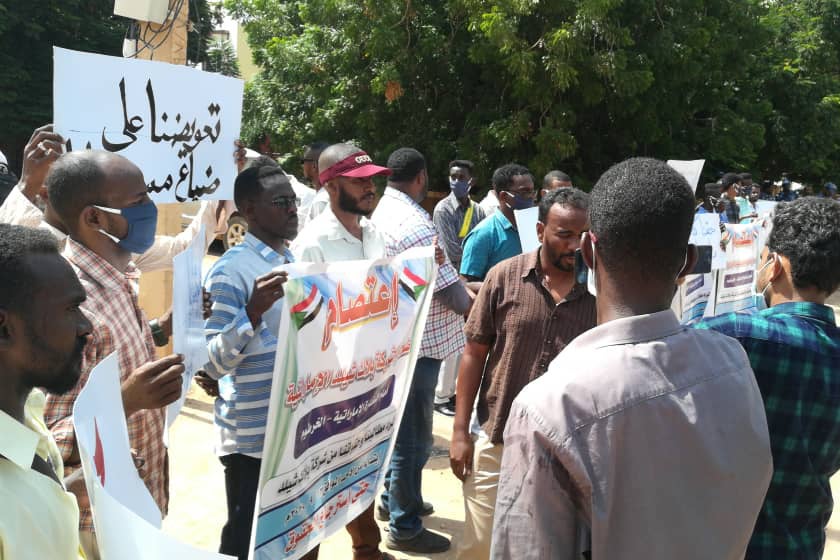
[820,181,837,199]
[0,125,222,272]
[777,176,798,201]
[0,224,92,560]
[432,159,486,416]
[43,151,188,559]
[737,173,758,221]
[300,141,332,227]
[372,147,472,554]
[540,170,572,199]
[721,172,742,224]
[291,142,394,560]
[759,179,776,201]
[492,157,773,560]
[450,188,595,560]
[695,197,840,558]
[460,163,535,282]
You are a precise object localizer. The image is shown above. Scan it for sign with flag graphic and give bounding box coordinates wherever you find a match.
[73,353,233,559]
[252,246,436,560]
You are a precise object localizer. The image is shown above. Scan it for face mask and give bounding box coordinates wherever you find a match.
[752,254,775,311]
[95,201,158,254]
[449,178,470,199]
[580,233,597,297]
[503,191,533,210]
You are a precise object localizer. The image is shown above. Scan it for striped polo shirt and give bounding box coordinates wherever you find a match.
[203,233,293,458]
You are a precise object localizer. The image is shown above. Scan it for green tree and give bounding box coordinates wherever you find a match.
[205,38,241,77]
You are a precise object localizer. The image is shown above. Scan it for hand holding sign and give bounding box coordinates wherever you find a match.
[122,354,185,418]
[246,270,289,327]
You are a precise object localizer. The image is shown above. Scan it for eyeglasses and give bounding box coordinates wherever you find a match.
[271,196,300,209]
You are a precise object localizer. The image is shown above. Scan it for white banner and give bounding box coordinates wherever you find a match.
[54,47,244,203]
[714,224,759,315]
[252,247,436,560]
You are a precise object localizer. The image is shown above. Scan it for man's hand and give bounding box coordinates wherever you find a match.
[449,430,475,482]
[194,370,219,398]
[245,271,288,328]
[234,140,247,172]
[158,308,173,339]
[122,354,185,417]
[202,287,212,320]
[433,236,446,266]
[19,124,65,202]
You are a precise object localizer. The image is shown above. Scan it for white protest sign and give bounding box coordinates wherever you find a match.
[253,247,436,560]
[714,224,759,314]
[667,159,705,190]
[54,47,244,203]
[689,212,726,270]
[73,353,232,560]
[166,224,208,435]
[514,206,540,253]
[679,273,717,324]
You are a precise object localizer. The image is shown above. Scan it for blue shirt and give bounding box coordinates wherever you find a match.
[203,233,294,458]
[695,302,840,558]
[459,211,522,280]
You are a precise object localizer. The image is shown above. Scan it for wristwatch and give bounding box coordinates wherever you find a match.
[149,318,169,347]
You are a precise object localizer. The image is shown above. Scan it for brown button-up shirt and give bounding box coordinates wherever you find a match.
[464,249,596,444]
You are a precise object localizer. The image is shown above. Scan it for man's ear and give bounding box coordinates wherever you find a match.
[536,221,545,245]
[768,252,786,284]
[581,231,595,269]
[0,309,14,347]
[677,244,699,281]
[81,206,103,232]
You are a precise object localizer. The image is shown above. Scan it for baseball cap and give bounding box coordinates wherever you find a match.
[319,151,391,184]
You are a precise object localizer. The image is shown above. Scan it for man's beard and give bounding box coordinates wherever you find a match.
[27,331,87,395]
[338,186,373,215]
[548,249,576,272]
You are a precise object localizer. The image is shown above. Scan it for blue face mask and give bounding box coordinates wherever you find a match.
[503,191,534,210]
[95,201,158,254]
[449,178,470,199]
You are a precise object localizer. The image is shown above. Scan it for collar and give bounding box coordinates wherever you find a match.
[384,186,427,216]
[242,232,293,264]
[493,210,515,230]
[321,207,373,244]
[521,249,589,301]
[64,237,139,291]
[761,301,837,326]
[446,191,472,209]
[0,407,40,470]
[568,309,684,351]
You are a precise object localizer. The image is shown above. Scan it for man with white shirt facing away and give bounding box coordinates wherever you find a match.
[491,157,773,560]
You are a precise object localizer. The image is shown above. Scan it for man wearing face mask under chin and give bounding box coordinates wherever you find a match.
[695,197,840,559]
[460,163,534,286]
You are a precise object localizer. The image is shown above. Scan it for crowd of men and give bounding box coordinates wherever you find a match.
[1,123,839,560]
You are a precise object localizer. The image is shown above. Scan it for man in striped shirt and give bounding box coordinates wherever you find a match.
[203,164,298,560]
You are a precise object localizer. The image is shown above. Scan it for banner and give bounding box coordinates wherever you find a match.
[689,212,726,270]
[714,224,759,314]
[166,224,208,437]
[73,353,232,559]
[54,47,244,203]
[252,247,436,560]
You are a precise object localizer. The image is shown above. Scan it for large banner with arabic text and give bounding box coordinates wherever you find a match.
[54,47,243,203]
[252,247,436,560]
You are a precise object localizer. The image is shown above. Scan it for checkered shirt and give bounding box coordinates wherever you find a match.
[45,239,166,532]
[372,187,465,360]
[695,302,840,558]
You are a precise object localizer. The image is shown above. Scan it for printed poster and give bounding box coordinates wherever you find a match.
[252,247,436,560]
[714,224,759,314]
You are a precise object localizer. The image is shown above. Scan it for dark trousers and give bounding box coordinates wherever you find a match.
[219,454,262,560]
[220,455,384,560]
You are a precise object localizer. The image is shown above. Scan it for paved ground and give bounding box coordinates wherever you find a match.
[161,254,840,558]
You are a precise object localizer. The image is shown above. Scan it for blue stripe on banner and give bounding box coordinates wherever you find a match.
[254,440,389,551]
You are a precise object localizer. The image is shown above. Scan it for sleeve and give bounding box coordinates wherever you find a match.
[460,227,491,279]
[133,200,219,273]
[463,267,498,344]
[0,187,45,228]
[432,207,461,264]
[491,402,584,560]
[203,267,270,380]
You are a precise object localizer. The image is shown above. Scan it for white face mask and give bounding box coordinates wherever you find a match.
[752,253,775,311]
[584,233,597,297]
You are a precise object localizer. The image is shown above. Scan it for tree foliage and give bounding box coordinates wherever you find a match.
[229,0,840,188]
[205,38,242,77]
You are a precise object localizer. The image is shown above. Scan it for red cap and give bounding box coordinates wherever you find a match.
[318,151,392,184]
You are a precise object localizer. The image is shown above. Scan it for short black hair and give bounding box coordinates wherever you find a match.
[492,163,532,193]
[768,198,840,293]
[704,183,722,198]
[0,224,60,312]
[543,170,572,189]
[448,159,474,174]
[46,153,107,228]
[538,187,589,222]
[739,172,752,180]
[244,155,280,171]
[387,148,426,183]
[304,141,330,159]
[234,165,289,209]
[721,172,740,188]
[590,157,695,282]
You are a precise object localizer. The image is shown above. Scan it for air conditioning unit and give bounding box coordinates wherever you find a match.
[114,0,169,24]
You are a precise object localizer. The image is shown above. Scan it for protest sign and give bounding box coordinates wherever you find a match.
[54,47,244,203]
[667,159,705,190]
[679,273,718,324]
[252,247,436,560]
[73,353,232,559]
[689,212,726,270]
[167,224,208,436]
[514,206,540,253]
[714,224,759,314]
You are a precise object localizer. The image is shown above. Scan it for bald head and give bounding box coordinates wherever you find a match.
[318,143,362,180]
[46,151,145,234]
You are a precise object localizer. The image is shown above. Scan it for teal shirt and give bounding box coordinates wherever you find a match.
[459,211,522,280]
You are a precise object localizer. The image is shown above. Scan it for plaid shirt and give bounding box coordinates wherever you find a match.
[725,199,741,224]
[45,239,166,532]
[372,187,465,360]
[695,302,840,558]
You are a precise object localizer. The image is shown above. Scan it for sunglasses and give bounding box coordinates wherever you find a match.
[271,196,300,209]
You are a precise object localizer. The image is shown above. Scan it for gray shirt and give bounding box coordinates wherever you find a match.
[491,310,772,560]
[432,192,486,268]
